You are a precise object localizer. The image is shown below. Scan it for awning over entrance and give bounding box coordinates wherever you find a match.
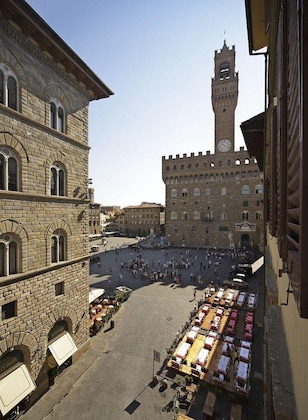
[251,256,264,274]
[48,332,78,366]
[89,287,105,303]
[0,364,36,416]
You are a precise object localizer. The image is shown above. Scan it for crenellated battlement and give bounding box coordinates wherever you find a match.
[162,146,249,162]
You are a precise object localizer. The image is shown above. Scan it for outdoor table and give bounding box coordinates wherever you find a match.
[237,361,249,382]
[216,307,224,317]
[218,355,230,374]
[241,340,252,349]
[239,347,250,362]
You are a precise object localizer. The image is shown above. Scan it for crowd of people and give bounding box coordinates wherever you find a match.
[109,246,253,288]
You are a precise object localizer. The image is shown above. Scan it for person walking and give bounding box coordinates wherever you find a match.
[193,290,196,300]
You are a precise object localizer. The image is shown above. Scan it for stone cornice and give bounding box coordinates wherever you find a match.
[0,1,113,99]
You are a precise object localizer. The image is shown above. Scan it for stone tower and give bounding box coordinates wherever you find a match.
[212,41,238,154]
[162,40,264,251]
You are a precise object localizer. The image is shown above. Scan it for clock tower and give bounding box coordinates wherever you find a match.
[211,40,238,153]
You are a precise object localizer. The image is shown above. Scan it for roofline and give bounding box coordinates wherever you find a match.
[1,0,114,99]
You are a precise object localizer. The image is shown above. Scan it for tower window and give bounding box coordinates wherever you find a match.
[219,63,230,79]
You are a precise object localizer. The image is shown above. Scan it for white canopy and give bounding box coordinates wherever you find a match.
[89,288,105,303]
[48,332,78,366]
[0,364,36,415]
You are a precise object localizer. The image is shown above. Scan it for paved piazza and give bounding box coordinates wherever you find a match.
[22,238,263,419]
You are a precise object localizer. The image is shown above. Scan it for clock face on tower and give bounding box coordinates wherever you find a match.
[218,139,232,152]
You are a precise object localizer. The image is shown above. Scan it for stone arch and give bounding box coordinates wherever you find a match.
[0,331,39,359]
[44,85,69,110]
[44,151,71,195]
[45,219,72,264]
[0,219,28,240]
[0,219,28,273]
[38,306,78,352]
[0,45,27,85]
[45,219,72,238]
[0,131,29,163]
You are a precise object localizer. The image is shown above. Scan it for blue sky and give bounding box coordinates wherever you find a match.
[27,0,265,208]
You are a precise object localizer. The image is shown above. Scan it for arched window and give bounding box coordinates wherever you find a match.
[255,184,263,194]
[50,162,66,196]
[50,98,65,133]
[193,188,200,197]
[182,211,188,221]
[170,211,177,220]
[221,187,227,195]
[171,188,177,198]
[242,211,249,220]
[0,148,19,191]
[0,63,18,111]
[193,211,200,220]
[256,211,263,221]
[182,188,188,197]
[221,213,227,220]
[205,188,211,196]
[242,185,250,195]
[51,229,66,263]
[0,235,19,276]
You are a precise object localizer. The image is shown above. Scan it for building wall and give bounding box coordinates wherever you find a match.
[266,231,305,419]
[123,203,163,236]
[0,3,111,408]
[244,1,308,418]
[162,149,263,249]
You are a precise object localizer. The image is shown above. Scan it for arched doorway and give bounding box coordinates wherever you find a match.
[0,349,34,418]
[241,233,250,249]
[46,319,77,386]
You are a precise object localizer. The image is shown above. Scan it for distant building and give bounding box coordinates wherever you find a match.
[122,202,164,237]
[88,188,101,236]
[162,41,264,250]
[100,205,121,214]
[0,0,112,414]
[101,206,122,234]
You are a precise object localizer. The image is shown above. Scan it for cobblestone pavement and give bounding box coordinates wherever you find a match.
[22,240,263,420]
